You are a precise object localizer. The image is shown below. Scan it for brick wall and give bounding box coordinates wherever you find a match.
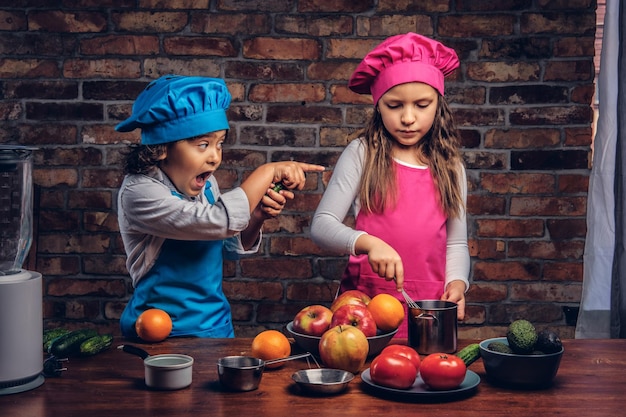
[1,0,595,339]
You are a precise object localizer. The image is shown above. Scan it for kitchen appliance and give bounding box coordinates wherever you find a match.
[0,145,44,395]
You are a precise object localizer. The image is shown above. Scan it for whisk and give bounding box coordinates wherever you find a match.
[394,277,421,310]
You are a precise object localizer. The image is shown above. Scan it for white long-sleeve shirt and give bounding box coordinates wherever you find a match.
[310,138,470,290]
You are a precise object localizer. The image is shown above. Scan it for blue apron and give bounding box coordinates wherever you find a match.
[120,185,235,338]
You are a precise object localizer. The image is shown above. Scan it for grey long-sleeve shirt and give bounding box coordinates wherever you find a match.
[117,168,259,286]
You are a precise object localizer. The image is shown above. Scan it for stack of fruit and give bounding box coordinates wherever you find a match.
[289,290,405,373]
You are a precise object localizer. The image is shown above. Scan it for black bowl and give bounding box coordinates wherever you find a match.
[479,337,564,389]
[285,321,397,357]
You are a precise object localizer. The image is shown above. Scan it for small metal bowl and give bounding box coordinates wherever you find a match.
[291,368,354,395]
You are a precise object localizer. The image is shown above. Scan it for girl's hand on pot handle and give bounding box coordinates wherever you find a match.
[441,280,466,320]
[355,234,405,290]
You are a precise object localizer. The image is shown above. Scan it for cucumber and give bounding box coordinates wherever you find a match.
[457,343,481,366]
[43,328,71,352]
[48,329,98,357]
[79,334,113,356]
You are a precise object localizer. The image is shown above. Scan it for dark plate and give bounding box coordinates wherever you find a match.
[361,369,480,402]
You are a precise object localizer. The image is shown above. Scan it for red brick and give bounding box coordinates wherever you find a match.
[164,36,237,56]
[223,280,284,301]
[484,128,560,148]
[299,0,374,12]
[467,62,540,82]
[47,278,126,297]
[112,11,188,32]
[80,35,160,55]
[473,261,541,281]
[476,219,545,238]
[508,240,584,260]
[439,15,515,37]
[378,0,450,12]
[0,59,61,78]
[276,14,353,36]
[63,59,141,78]
[0,11,26,30]
[510,196,587,216]
[190,13,270,34]
[355,14,433,37]
[243,38,321,60]
[521,12,596,35]
[510,283,582,303]
[28,11,107,32]
[240,258,313,279]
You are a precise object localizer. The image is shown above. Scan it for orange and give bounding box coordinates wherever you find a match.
[367,293,405,332]
[135,308,173,342]
[250,330,291,369]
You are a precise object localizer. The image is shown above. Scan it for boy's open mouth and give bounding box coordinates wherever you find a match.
[195,172,211,188]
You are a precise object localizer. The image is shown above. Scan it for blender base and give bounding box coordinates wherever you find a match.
[0,374,44,396]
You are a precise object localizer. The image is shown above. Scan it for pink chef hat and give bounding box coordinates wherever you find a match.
[348,33,459,103]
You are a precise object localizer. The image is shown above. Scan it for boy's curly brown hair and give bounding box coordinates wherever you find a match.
[122,144,168,175]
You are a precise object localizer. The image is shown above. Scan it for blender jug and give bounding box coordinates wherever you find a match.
[0,145,44,395]
[0,145,36,274]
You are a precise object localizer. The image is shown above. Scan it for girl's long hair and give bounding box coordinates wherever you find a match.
[356,94,465,219]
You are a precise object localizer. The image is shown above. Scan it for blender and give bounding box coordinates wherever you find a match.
[0,145,44,395]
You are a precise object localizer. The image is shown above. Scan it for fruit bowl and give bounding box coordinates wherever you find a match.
[479,337,564,389]
[286,321,397,357]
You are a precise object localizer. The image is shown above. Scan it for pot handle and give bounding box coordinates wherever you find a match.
[415,312,438,326]
[117,344,150,360]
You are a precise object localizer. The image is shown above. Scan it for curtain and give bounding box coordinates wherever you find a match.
[576,0,625,338]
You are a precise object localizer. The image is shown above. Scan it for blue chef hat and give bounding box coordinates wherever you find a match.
[115,75,231,145]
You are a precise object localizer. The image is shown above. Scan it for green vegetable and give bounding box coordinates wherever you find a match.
[48,329,98,357]
[272,182,285,192]
[79,334,113,356]
[506,319,538,354]
[487,341,514,354]
[534,329,563,354]
[43,328,71,352]
[456,343,480,366]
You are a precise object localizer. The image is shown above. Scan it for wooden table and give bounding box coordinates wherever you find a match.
[1,338,625,417]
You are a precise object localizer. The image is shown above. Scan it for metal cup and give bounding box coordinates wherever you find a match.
[407,300,457,354]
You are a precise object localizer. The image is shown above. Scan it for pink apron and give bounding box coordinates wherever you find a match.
[339,162,447,338]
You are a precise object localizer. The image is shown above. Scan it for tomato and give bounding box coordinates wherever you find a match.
[379,344,421,372]
[369,353,417,390]
[419,353,467,390]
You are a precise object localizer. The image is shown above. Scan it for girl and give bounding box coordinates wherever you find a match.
[310,33,470,337]
[116,75,324,338]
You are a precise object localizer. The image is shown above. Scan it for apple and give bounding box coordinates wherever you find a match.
[292,304,333,336]
[318,325,369,374]
[330,304,377,337]
[330,289,371,313]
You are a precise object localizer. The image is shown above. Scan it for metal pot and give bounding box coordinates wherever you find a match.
[217,353,317,392]
[407,300,458,354]
[119,344,194,390]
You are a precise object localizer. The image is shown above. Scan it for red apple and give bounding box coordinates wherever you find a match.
[330,290,371,313]
[330,304,377,337]
[319,325,369,373]
[292,305,333,336]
